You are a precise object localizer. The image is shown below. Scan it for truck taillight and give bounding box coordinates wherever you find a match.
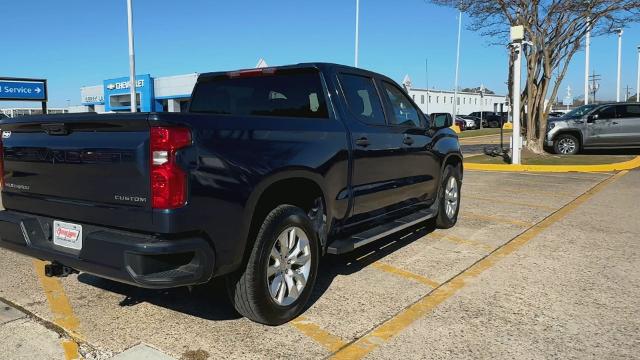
[150,127,191,209]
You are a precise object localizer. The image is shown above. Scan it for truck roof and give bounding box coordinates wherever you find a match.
[198,62,390,82]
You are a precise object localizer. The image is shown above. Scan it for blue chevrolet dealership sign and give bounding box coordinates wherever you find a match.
[0,78,47,101]
[104,74,155,112]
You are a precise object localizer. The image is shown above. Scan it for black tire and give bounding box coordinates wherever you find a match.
[436,165,462,229]
[553,134,580,155]
[226,205,319,325]
[489,121,499,128]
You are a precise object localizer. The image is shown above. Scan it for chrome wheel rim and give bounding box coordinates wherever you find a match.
[267,227,311,306]
[444,176,459,219]
[558,138,576,154]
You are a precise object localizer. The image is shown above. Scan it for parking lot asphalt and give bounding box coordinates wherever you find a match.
[1,169,638,359]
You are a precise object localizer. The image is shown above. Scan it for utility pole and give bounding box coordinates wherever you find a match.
[584,16,591,105]
[425,58,429,114]
[354,0,360,68]
[615,29,623,102]
[625,85,633,102]
[453,11,462,117]
[589,71,601,103]
[126,0,137,112]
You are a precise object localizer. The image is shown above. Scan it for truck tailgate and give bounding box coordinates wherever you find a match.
[1,114,152,225]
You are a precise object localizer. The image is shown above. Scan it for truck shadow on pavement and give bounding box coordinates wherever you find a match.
[77,221,437,322]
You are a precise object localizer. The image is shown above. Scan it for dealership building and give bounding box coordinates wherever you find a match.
[79,73,197,113]
[401,76,509,116]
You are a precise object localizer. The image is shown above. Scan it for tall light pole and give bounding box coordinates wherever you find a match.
[584,17,591,104]
[354,0,360,68]
[637,45,640,102]
[510,26,524,165]
[453,11,462,117]
[127,0,137,112]
[615,28,623,102]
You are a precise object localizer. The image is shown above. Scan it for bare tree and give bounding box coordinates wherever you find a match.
[432,0,640,153]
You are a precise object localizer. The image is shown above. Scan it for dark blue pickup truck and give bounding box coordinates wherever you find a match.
[0,63,462,325]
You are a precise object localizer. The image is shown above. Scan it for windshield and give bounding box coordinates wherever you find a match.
[561,105,598,119]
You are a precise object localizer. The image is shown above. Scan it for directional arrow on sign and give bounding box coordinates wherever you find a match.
[35,87,41,94]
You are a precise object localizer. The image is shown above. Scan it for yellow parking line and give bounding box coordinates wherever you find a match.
[33,260,82,360]
[462,212,534,227]
[465,156,640,173]
[330,171,627,359]
[62,341,80,360]
[290,316,346,352]
[464,195,556,211]
[371,262,439,288]
[428,232,494,252]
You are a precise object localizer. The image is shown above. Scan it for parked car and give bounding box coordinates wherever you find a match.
[485,114,504,128]
[454,117,467,131]
[546,103,640,155]
[467,111,503,128]
[0,63,463,325]
[468,111,494,119]
[459,116,479,129]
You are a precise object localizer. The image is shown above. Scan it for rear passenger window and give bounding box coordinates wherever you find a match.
[618,105,640,119]
[381,82,422,128]
[339,74,386,125]
[189,69,328,118]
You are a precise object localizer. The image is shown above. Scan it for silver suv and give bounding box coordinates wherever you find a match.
[546,103,640,155]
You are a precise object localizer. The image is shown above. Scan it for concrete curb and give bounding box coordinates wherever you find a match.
[465,155,640,173]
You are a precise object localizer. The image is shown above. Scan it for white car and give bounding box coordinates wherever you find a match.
[458,117,476,129]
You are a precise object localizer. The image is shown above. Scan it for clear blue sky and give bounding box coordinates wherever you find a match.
[1,0,639,108]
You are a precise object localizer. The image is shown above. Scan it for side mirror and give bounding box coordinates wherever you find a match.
[431,114,453,130]
[587,114,598,123]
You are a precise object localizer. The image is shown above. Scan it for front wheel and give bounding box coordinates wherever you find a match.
[553,134,580,155]
[226,205,319,325]
[436,165,461,229]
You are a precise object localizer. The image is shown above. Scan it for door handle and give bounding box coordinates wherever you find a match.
[355,137,370,147]
[403,136,414,145]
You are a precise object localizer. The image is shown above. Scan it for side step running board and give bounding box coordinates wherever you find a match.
[327,209,437,255]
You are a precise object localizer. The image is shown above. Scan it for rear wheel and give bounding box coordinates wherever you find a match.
[553,134,580,155]
[436,165,461,229]
[226,205,319,325]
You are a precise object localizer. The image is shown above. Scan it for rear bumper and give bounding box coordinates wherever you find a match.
[0,210,215,289]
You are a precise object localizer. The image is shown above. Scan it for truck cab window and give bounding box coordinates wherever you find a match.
[381,81,421,128]
[339,74,386,125]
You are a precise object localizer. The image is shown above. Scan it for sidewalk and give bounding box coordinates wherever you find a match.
[0,302,65,360]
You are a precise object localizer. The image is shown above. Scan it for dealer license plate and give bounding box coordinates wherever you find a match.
[52,221,83,250]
